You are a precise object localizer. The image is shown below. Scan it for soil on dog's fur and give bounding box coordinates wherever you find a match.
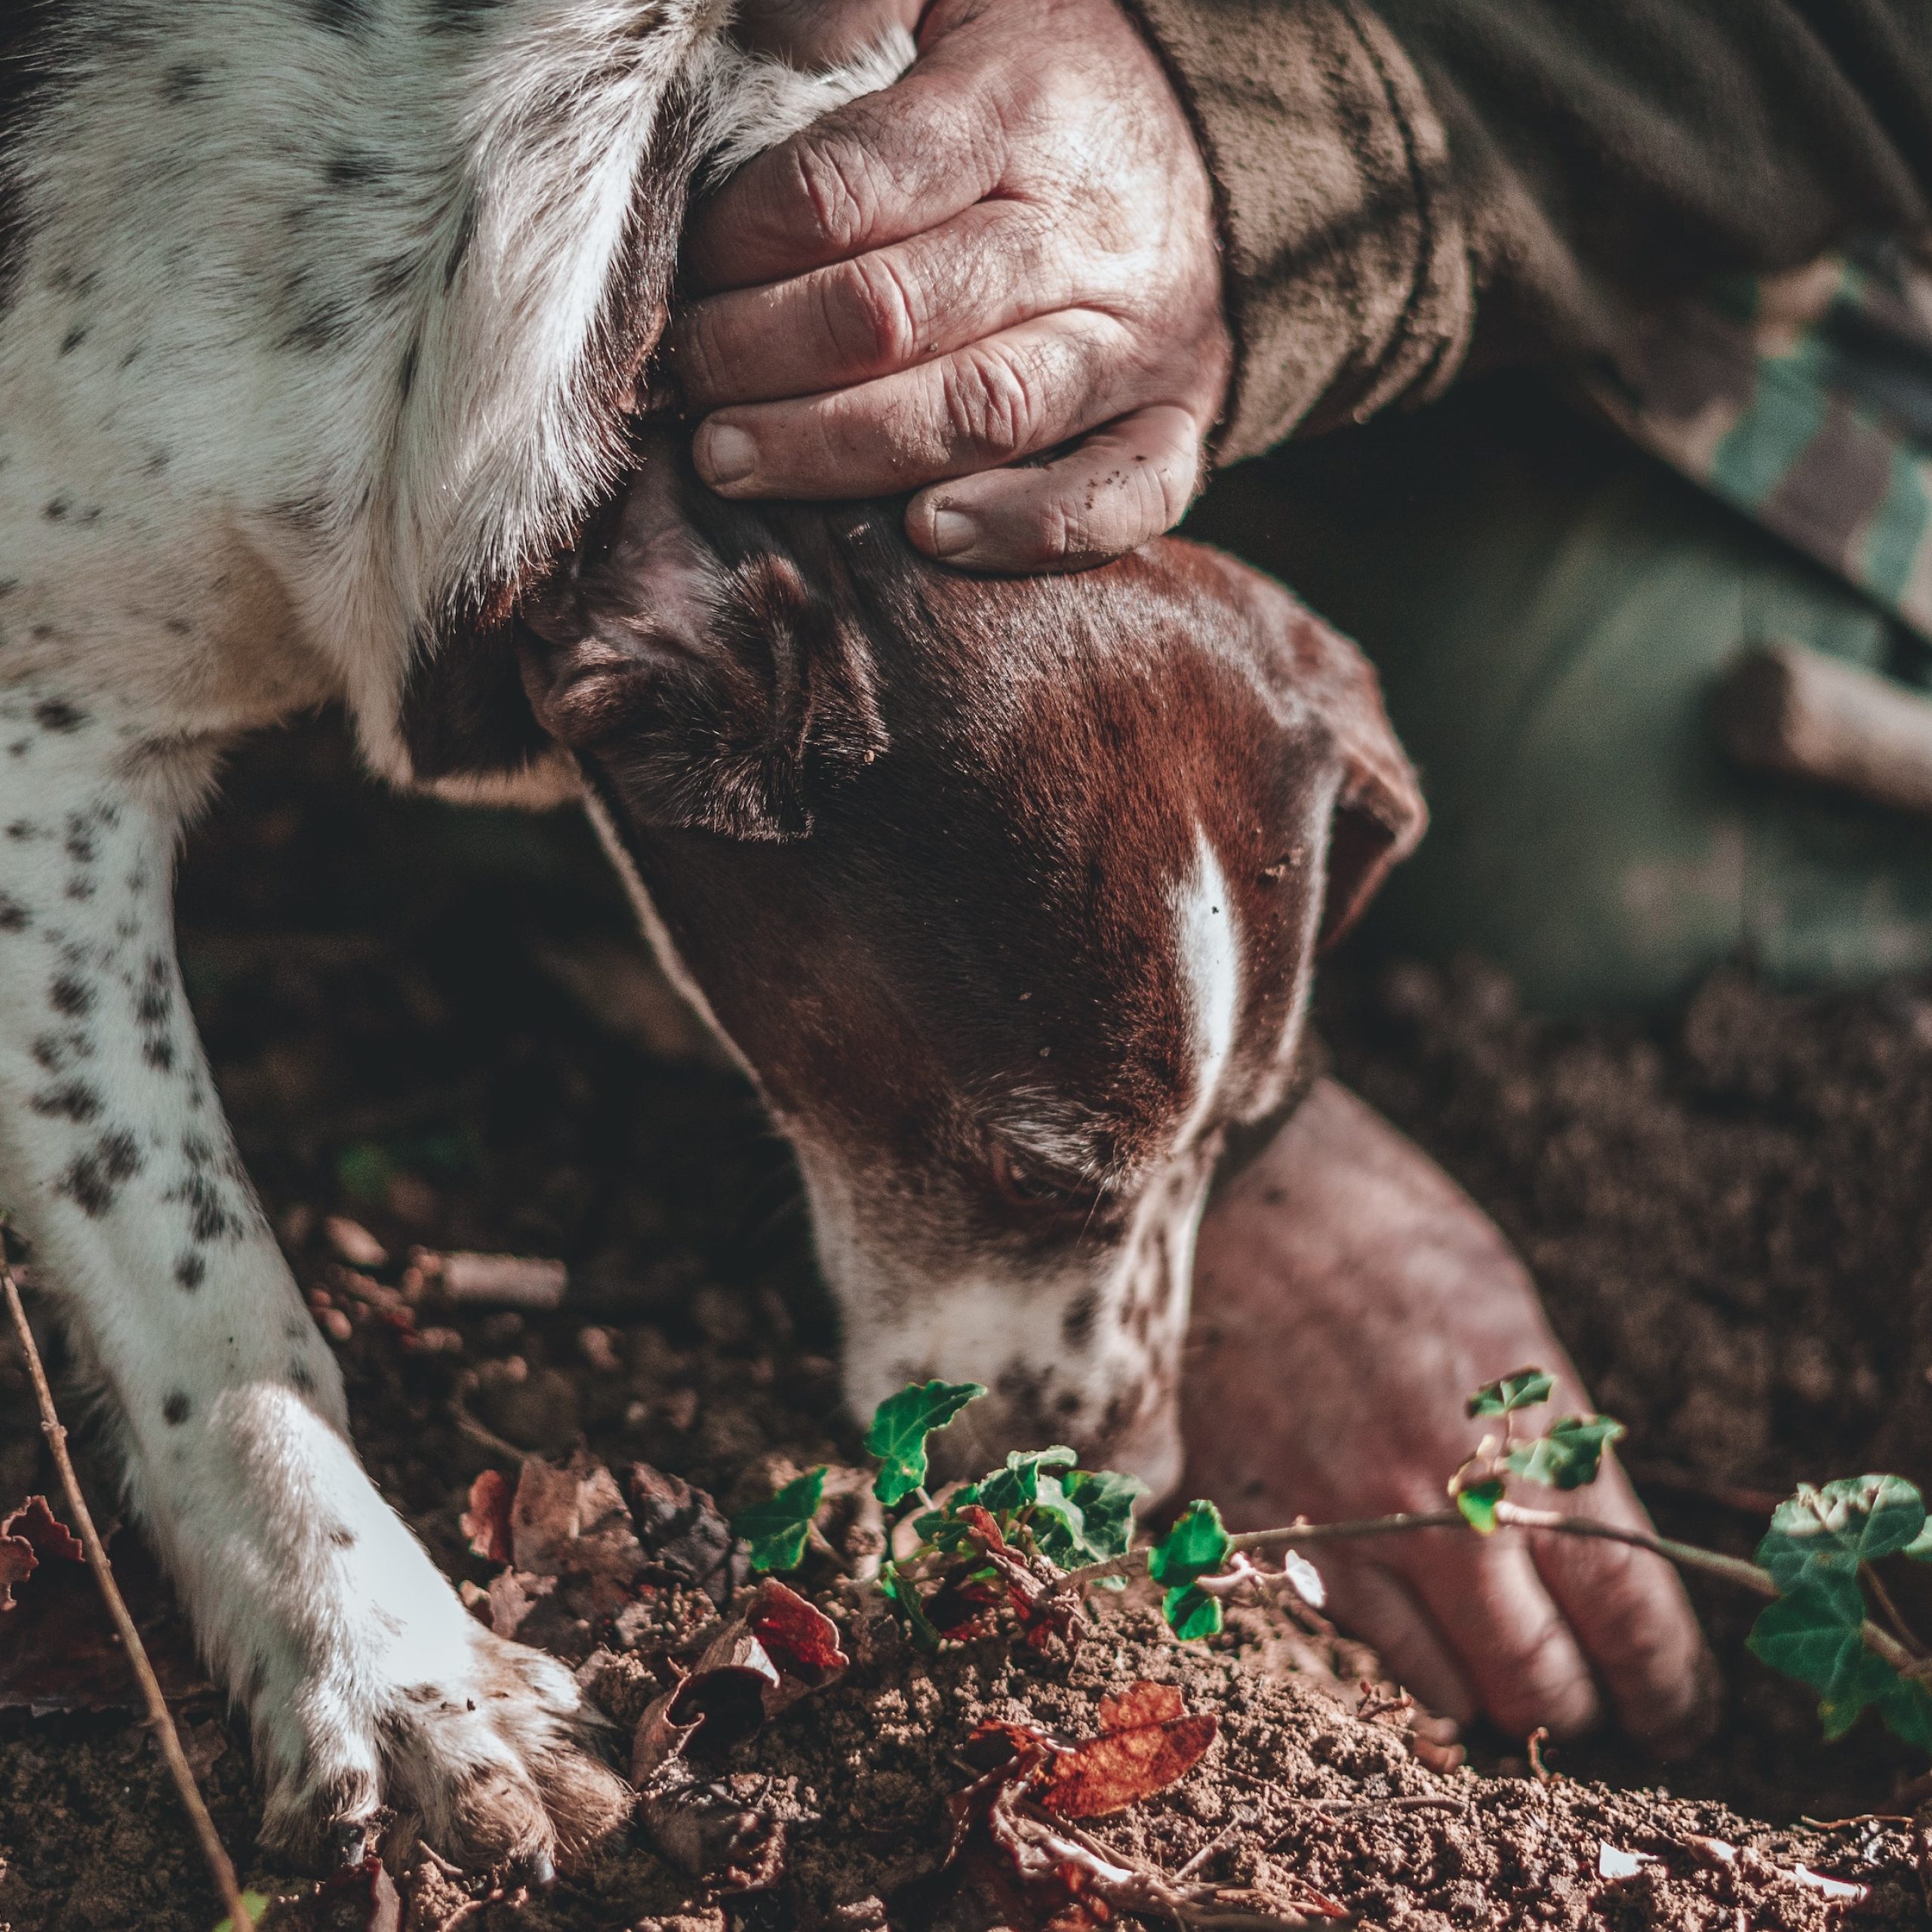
[3,717,1932,1929]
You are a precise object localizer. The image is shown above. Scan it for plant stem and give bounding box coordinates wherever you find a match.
[2,1257,256,1932]
[1054,1496,1925,1680]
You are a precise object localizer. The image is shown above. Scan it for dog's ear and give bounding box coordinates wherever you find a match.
[1287,602,1426,948]
[518,447,886,841]
[1208,554,1426,947]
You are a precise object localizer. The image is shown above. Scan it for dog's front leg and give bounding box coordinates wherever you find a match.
[0,685,626,1869]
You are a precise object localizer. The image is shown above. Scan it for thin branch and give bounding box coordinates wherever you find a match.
[3,1257,256,1932]
[1052,1497,1927,1678]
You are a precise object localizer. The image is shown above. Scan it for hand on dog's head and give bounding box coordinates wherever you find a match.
[518,432,1423,1498]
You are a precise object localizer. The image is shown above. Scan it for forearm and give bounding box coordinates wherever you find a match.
[1127,0,1932,460]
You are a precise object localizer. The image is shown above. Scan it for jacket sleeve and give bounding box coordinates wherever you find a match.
[1124,0,1932,461]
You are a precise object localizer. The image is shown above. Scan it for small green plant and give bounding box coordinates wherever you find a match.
[732,1371,1932,1756]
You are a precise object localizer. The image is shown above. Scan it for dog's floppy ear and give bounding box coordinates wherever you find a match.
[518,444,886,841]
[1208,552,1426,948]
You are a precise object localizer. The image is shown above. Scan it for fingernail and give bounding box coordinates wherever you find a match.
[698,423,758,488]
[929,509,978,558]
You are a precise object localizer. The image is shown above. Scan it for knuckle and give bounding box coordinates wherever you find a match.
[833,254,924,368]
[786,136,878,255]
[940,345,1042,461]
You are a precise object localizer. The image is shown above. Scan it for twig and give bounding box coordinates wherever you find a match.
[2,1257,256,1932]
[1053,1500,1925,1678]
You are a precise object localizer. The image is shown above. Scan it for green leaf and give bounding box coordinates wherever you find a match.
[1148,1499,1232,1587]
[1755,1476,1927,1592]
[214,1897,271,1932]
[1466,1370,1555,1418]
[1162,1583,1224,1641]
[1876,1670,1932,1754]
[1457,1479,1505,1534]
[734,1467,826,1573]
[1026,1472,1089,1567]
[1503,1414,1626,1491]
[976,1446,1078,1518]
[878,1558,943,1650]
[1746,1570,1911,1740]
[865,1380,987,1506]
[1062,1468,1147,1561]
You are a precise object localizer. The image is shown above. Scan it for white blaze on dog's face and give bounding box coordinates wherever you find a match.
[521,441,1423,1497]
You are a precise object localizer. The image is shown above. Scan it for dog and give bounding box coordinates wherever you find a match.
[0,0,1423,1876]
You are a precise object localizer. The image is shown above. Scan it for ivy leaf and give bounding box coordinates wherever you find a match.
[734,1467,826,1573]
[1466,1369,1555,1418]
[1161,1583,1223,1641]
[1148,1500,1232,1588]
[1746,1570,1904,1740]
[977,1446,1078,1518]
[1457,1478,1505,1534]
[865,1380,987,1506]
[1503,1414,1626,1491]
[1875,1670,1932,1753]
[878,1558,943,1650]
[1063,1468,1147,1561]
[1755,1476,1927,1591]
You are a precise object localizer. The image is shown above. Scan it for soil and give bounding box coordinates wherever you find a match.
[3,715,1932,1930]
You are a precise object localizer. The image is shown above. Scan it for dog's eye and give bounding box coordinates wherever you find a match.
[988,1141,1089,1216]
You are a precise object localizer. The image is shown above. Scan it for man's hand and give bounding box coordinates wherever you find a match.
[672,0,1232,572]
[1187,1079,1713,1749]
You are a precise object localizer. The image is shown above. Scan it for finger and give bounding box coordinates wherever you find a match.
[692,309,1134,500]
[686,47,1004,292]
[905,405,1203,572]
[672,200,1067,411]
[1527,1465,1715,1752]
[1316,1555,1476,1727]
[1390,1530,1603,1740]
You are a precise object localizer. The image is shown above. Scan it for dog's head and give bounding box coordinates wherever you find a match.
[518,438,1423,1497]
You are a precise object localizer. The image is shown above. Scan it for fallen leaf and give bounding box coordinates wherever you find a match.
[0,1496,84,1611]
[0,1526,206,1713]
[307,1856,401,1932]
[630,1580,850,1783]
[1035,1682,1218,1820]
[626,1463,746,1608]
[460,1469,513,1565]
[640,1778,786,1888]
[508,1451,643,1613]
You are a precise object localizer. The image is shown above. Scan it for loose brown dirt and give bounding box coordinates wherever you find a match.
[2,718,1930,1930]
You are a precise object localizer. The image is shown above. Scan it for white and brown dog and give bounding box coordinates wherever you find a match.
[0,0,1423,1875]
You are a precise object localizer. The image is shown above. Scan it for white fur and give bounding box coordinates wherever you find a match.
[0,2,908,1863]
[1172,827,1241,1151]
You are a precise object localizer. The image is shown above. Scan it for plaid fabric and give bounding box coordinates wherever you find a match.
[1592,237,1932,643]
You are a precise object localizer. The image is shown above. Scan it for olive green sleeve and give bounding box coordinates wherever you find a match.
[1124,0,1932,463]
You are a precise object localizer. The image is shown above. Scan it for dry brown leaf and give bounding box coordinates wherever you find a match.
[507,1451,643,1612]
[630,1580,849,1783]
[460,1469,514,1565]
[0,1495,83,1611]
[1034,1681,1218,1820]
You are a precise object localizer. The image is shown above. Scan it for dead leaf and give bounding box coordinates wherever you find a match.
[460,1469,513,1565]
[630,1580,849,1783]
[0,1495,83,1611]
[640,1778,786,1887]
[0,1522,206,1714]
[626,1463,746,1609]
[507,1451,643,1613]
[304,1856,402,1932]
[1034,1682,1217,1820]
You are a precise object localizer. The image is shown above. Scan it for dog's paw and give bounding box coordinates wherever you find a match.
[257,1616,632,1874]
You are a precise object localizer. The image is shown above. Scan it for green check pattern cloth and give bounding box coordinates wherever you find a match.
[1594,237,1932,645]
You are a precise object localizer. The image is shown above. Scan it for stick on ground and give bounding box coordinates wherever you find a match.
[2,1253,257,1932]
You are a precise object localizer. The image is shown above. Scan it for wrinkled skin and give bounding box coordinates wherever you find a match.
[1188,1079,1713,1749]
[673,0,1230,571]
